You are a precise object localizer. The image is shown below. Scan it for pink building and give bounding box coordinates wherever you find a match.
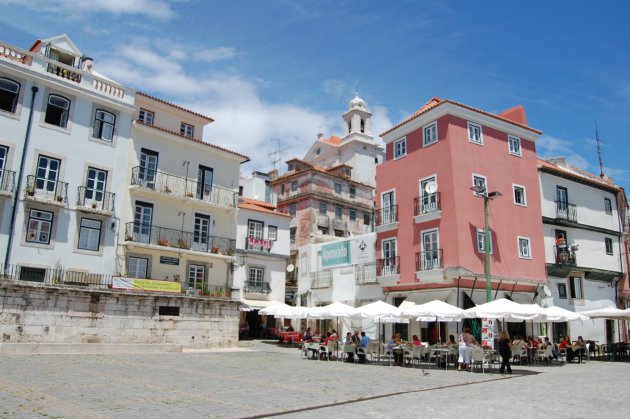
[376,98,546,317]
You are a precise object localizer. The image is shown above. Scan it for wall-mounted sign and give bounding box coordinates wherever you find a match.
[160,256,180,265]
[322,241,350,268]
[112,277,181,293]
[246,237,273,252]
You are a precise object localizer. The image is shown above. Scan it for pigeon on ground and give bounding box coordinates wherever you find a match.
[422,370,430,376]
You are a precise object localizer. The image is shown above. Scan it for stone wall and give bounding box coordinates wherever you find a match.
[0,281,239,350]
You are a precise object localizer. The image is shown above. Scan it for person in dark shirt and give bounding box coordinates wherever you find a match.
[498,330,513,374]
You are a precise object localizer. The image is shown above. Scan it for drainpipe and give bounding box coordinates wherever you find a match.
[3,85,38,271]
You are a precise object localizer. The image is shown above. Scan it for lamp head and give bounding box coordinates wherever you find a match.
[470,185,486,194]
[487,191,503,199]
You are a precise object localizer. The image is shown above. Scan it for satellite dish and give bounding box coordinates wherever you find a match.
[286,264,295,273]
[424,181,438,194]
[543,285,552,297]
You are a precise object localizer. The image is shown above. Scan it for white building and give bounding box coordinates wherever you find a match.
[0,34,135,281]
[539,157,627,344]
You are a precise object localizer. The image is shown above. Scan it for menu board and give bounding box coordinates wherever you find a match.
[481,318,495,349]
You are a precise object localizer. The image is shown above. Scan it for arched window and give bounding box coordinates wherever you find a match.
[0,77,20,113]
[94,109,115,141]
[45,94,70,128]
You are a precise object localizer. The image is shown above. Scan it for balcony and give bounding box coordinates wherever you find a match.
[316,214,330,227]
[243,281,271,294]
[556,201,577,222]
[376,256,399,277]
[310,270,332,288]
[130,167,237,209]
[0,170,16,196]
[245,236,275,253]
[355,262,377,285]
[415,249,443,271]
[24,175,68,206]
[554,245,576,265]
[124,222,235,255]
[375,205,398,232]
[76,186,115,214]
[414,193,441,223]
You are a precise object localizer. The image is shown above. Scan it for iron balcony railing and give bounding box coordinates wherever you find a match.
[245,236,274,252]
[376,256,400,276]
[76,186,115,212]
[0,170,16,193]
[415,249,443,271]
[376,205,398,226]
[125,222,235,254]
[414,192,441,216]
[243,281,271,294]
[25,175,68,203]
[355,262,377,285]
[556,200,577,222]
[310,270,333,288]
[0,263,112,289]
[130,166,238,208]
[554,245,576,265]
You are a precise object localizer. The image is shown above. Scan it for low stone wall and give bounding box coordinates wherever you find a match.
[0,281,239,351]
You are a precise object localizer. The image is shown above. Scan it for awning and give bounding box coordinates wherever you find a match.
[240,299,283,311]
[400,289,454,310]
[465,290,535,307]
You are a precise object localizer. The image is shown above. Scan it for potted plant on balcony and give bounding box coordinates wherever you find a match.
[164,185,172,193]
[211,246,220,254]
[25,186,35,197]
[186,191,194,198]
[176,239,189,249]
[56,195,63,202]
[157,238,169,246]
[90,201,98,209]
[125,234,133,241]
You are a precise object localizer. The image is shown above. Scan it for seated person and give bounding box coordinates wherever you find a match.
[303,327,313,342]
[358,332,371,364]
[411,335,422,346]
[559,335,575,362]
[387,333,404,366]
[574,336,587,360]
[445,335,457,349]
[542,337,558,360]
[342,332,355,362]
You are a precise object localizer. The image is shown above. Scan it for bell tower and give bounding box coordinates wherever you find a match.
[342,91,372,141]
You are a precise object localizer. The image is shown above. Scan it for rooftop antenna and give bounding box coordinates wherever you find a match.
[595,120,604,178]
[268,139,291,171]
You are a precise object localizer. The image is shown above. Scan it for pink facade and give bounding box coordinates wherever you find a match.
[376,99,546,302]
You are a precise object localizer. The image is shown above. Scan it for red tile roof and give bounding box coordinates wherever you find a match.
[238,198,291,218]
[321,136,342,146]
[28,40,42,52]
[137,91,214,122]
[381,97,542,137]
[538,158,620,191]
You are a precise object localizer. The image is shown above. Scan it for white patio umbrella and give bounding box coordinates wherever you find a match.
[580,306,630,320]
[543,306,590,322]
[353,300,406,352]
[463,298,546,322]
[401,300,465,343]
[307,302,357,338]
[258,302,292,316]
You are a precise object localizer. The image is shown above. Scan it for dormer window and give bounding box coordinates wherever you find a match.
[180,122,194,138]
[48,48,76,67]
[287,163,295,171]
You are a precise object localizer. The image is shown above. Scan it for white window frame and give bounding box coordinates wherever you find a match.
[180,122,194,138]
[467,122,483,145]
[513,184,527,207]
[248,266,265,288]
[248,220,264,240]
[138,109,154,125]
[476,229,493,254]
[605,238,613,255]
[268,225,277,241]
[288,203,297,216]
[334,182,342,194]
[508,135,522,157]
[423,121,438,147]
[291,180,298,192]
[93,109,115,141]
[45,93,70,128]
[128,256,148,279]
[77,218,102,251]
[518,236,531,259]
[334,205,343,219]
[26,209,53,244]
[187,264,206,290]
[604,198,612,215]
[393,137,407,159]
[349,208,356,221]
[472,174,487,196]
[0,77,20,114]
[569,276,583,300]
[349,186,356,198]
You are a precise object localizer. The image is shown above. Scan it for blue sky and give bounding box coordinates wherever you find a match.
[1,0,629,190]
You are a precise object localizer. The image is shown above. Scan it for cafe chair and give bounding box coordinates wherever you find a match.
[402,347,414,367]
[366,341,380,363]
[381,343,394,366]
[511,341,527,365]
[410,345,426,368]
[356,346,368,364]
[341,344,357,363]
[470,347,487,374]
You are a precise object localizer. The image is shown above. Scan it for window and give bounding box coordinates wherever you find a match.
[193,213,210,250]
[513,185,527,206]
[558,283,567,299]
[288,203,296,216]
[468,122,483,144]
[508,135,521,156]
[187,264,206,290]
[605,238,613,255]
[78,218,101,251]
[518,236,531,259]
[139,148,158,188]
[197,166,213,198]
[316,147,320,155]
[287,163,294,171]
[248,267,264,289]
[128,257,148,279]
[268,225,277,241]
[0,77,20,113]
[133,201,153,242]
[394,137,407,159]
[350,186,356,198]
[335,205,343,219]
[423,122,438,146]
[281,184,285,195]
[472,174,487,196]
[138,109,154,125]
[36,155,60,192]
[238,186,243,196]
[320,227,329,235]
[569,276,583,300]
[344,167,352,177]
[26,209,53,244]
[45,94,70,128]
[349,208,356,221]
[85,167,107,205]
[334,182,342,194]
[291,180,298,192]
[93,109,115,141]
[334,229,345,237]
[604,198,612,214]
[360,118,365,133]
[248,220,264,239]
[0,145,7,175]
[477,229,493,254]
[180,122,194,138]
[319,201,327,215]
[363,212,371,225]
[290,227,296,244]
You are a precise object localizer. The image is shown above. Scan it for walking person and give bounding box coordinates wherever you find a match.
[498,330,513,374]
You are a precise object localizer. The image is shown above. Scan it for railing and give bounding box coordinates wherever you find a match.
[377,257,400,276]
[125,222,235,254]
[376,205,398,226]
[0,170,16,193]
[47,62,81,83]
[310,270,333,288]
[556,201,577,222]
[414,192,441,216]
[25,175,68,203]
[554,246,576,265]
[316,214,330,227]
[415,249,443,271]
[245,236,274,252]
[76,186,115,212]
[243,281,271,294]
[332,218,346,229]
[355,263,377,284]
[0,263,112,289]
[130,167,237,208]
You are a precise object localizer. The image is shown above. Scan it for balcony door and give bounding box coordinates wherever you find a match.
[382,238,397,275]
[36,155,60,192]
[192,213,211,252]
[0,145,7,190]
[139,148,158,189]
[133,201,153,243]
[197,165,213,199]
[381,191,395,224]
[556,186,568,218]
[85,167,107,207]
[422,229,440,270]
[420,176,438,214]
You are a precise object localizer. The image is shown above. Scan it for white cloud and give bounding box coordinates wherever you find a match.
[537,134,591,170]
[0,0,175,19]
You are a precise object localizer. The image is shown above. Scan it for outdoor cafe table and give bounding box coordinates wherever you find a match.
[432,347,452,370]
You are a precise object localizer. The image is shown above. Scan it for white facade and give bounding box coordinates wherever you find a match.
[239,171,277,205]
[0,35,135,279]
[538,158,626,344]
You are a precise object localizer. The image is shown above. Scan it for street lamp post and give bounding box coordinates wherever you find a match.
[471,186,502,302]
